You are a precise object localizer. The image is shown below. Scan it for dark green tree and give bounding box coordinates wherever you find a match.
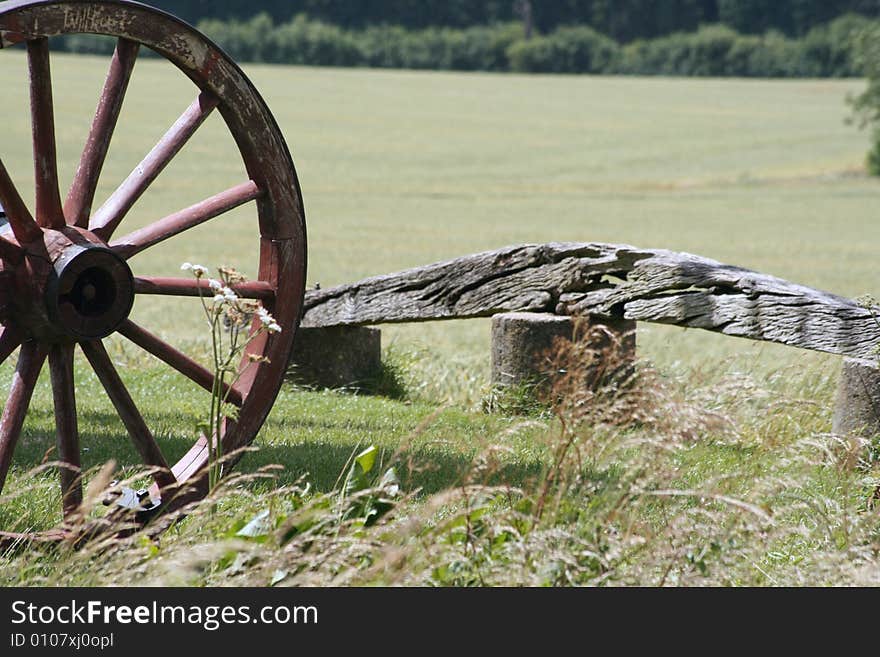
[125,1,880,36]
[848,21,880,174]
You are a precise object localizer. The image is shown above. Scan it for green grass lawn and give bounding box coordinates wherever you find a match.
[0,50,878,585]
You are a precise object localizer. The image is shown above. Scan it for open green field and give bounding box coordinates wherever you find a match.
[0,51,875,376]
[1,51,879,586]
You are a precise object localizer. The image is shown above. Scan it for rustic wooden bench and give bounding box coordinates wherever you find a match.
[295,242,880,435]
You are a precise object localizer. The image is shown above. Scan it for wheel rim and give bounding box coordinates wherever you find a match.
[0,0,307,528]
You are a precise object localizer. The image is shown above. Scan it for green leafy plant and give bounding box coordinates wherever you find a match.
[335,445,400,528]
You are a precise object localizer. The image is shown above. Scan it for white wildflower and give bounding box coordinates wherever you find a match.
[208,278,222,291]
[212,286,237,304]
[181,262,208,278]
[256,306,281,333]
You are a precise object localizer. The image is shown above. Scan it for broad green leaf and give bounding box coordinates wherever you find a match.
[355,445,378,474]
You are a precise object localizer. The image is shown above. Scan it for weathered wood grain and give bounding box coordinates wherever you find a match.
[302,242,880,360]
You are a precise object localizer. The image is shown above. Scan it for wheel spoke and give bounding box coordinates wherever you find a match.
[0,342,47,495]
[133,277,275,301]
[27,38,64,229]
[89,91,220,241]
[117,320,244,407]
[0,235,22,264]
[65,38,140,228]
[48,344,82,517]
[79,340,175,489]
[170,434,209,483]
[173,417,238,485]
[111,180,262,259]
[0,328,23,367]
[0,158,41,243]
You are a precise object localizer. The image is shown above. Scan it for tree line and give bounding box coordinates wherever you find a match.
[147,0,880,42]
[63,12,861,79]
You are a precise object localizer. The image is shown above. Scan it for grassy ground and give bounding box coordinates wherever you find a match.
[1,50,879,585]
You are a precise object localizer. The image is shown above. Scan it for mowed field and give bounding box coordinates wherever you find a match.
[0,50,875,376]
[0,50,878,537]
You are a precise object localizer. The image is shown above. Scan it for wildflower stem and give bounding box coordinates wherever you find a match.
[182,262,281,492]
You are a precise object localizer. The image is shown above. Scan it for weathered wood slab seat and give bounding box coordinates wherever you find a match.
[297,242,880,433]
[302,242,880,361]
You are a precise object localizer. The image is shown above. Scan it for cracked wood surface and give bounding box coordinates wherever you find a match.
[302,242,879,360]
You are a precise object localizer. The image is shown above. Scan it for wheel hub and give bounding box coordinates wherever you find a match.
[46,242,134,340]
[4,227,135,342]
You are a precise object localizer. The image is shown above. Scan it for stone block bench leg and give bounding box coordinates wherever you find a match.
[490,312,636,398]
[833,358,880,438]
[288,326,382,391]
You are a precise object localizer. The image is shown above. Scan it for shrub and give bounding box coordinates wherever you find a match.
[59,34,118,56]
[617,27,734,76]
[356,25,410,68]
[848,21,880,174]
[683,24,741,76]
[449,23,524,71]
[199,13,276,63]
[507,25,619,74]
[399,28,460,70]
[726,31,803,77]
[798,13,874,77]
[619,24,775,77]
[616,22,865,78]
[867,130,880,175]
[270,14,360,66]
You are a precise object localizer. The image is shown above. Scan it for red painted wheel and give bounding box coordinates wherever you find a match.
[0,1,306,537]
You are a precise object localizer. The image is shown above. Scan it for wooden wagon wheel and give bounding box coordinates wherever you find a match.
[0,0,306,538]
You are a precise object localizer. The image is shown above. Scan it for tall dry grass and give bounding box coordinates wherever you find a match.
[2,327,879,586]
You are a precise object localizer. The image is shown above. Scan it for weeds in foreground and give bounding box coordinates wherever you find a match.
[2,330,878,586]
